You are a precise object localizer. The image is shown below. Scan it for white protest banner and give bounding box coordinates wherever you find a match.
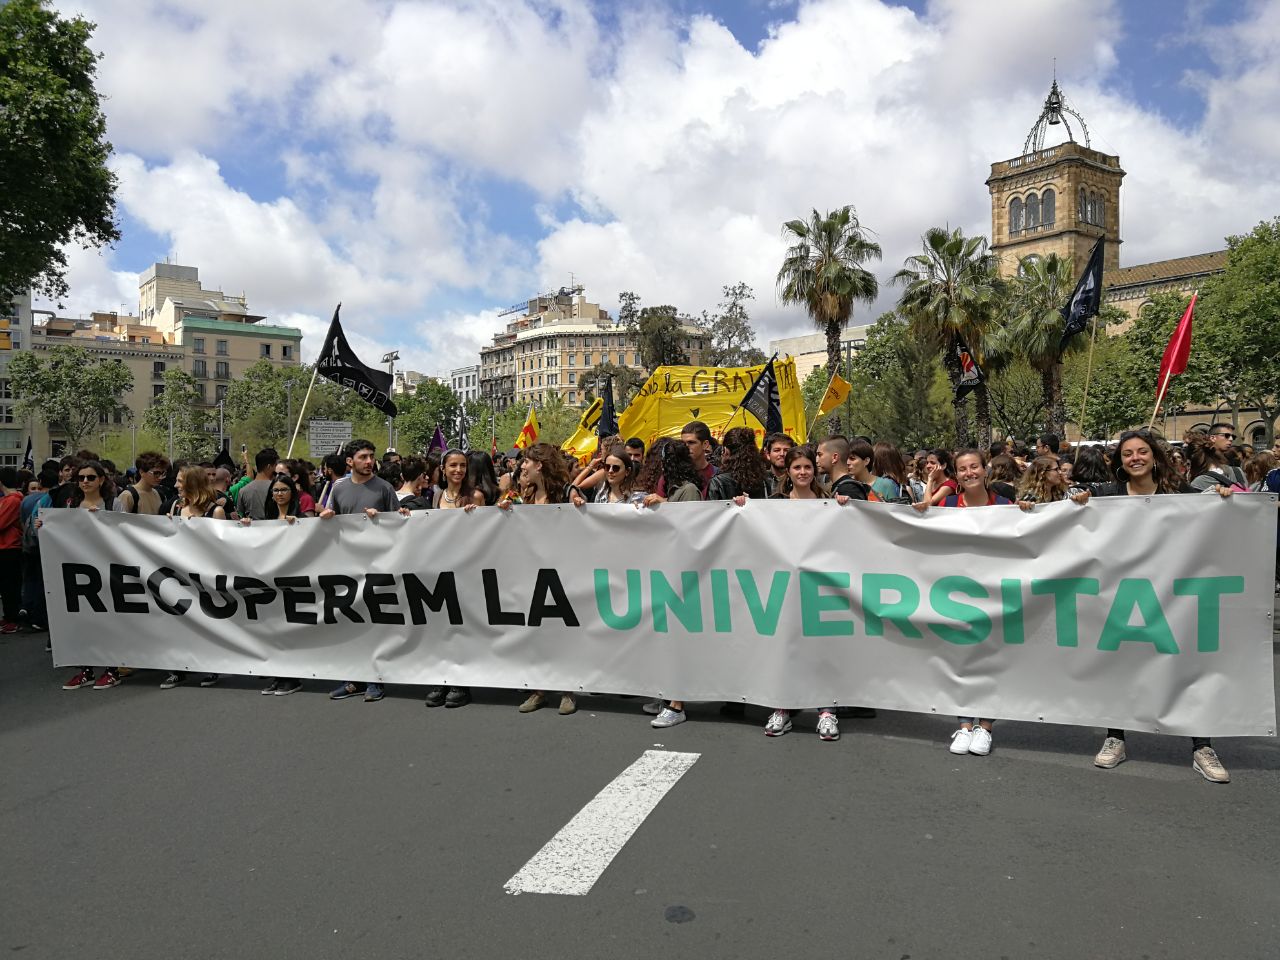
[40,496,1277,736]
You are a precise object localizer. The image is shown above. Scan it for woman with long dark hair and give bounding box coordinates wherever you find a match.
[569,444,642,505]
[871,441,915,503]
[1071,445,1112,485]
[706,427,769,501]
[57,461,121,691]
[638,439,701,506]
[922,448,958,506]
[434,449,486,509]
[467,451,501,506]
[1085,428,1232,782]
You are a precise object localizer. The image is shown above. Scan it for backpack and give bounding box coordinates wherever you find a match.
[122,483,180,516]
[21,494,50,555]
[831,475,874,501]
[880,478,917,505]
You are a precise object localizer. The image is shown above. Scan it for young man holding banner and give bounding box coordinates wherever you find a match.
[321,438,410,704]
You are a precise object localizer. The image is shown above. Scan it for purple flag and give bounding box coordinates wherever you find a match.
[429,426,447,452]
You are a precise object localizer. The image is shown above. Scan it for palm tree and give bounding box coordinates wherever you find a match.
[990,253,1089,438]
[893,227,1000,447]
[776,207,882,394]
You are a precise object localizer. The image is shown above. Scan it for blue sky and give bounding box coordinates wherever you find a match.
[46,0,1280,379]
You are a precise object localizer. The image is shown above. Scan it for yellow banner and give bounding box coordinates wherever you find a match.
[617,360,808,447]
[816,371,852,418]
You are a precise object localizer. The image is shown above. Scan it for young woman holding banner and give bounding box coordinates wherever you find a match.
[761,445,848,741]
[56,462,121,691]
[237,474,305,696]
[503,444,577,716]
[912,448,1010,755]
[1085,429,1232,783]
[434,449,486,509]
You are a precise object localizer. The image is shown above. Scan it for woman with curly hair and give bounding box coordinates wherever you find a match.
[1183,428,1247,492]
[1015,457,1070,504]
[706,427,768,501]
[637,438,702,506]
[569,444,642,505]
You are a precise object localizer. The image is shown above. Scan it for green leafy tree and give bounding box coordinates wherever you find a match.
[1062,332,1142,439]
[8,345,132,450]
[636,305,690,369]
[986,359,1047,442]
[143,369,216,460]
[894,226,1000,446]
[1195,217,1280,444]
[845,312,954,449]
[395,379,460,453]
[579,360,645,410]
[700,282,766,367]
[992,253,1095,437]
[777,206,882,391]
[0,0,119,303]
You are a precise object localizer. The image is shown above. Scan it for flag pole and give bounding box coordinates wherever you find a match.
[1148,367,1173,429]
[1077,316,1099,438]
[285,364,320,458]
[807,368,837,438]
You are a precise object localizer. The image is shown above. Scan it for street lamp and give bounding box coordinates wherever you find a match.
[381,351,399,452]
[284,381,294,441]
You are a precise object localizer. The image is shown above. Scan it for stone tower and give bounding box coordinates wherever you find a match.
[986,80,1124,278]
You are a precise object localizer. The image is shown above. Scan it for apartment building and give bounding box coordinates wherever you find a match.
[479,289,706,410]
[450,364,480,404]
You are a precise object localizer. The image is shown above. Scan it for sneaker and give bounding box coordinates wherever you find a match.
[274,679,303,696]
[159,672,186,689]
[0,621,18,634]
[364,683,385,702]
[424,686,446,708]
[968,726,993,756]
[93,670,120,690]
[518,692,545,713]
[559,693,577,715]
[1192,746,1230,783]
[445,686,471,708]
[199,674,220,687]
[62,668,94,690]
[115,667,135,678]
[330,682,360,700]
[816,711,840,741]
[764,709,792,737]
[949,728,974,754]
[642,699,664,715]
[1094,737,1127,768]
[651,707,686,728]
[261,679,281,695]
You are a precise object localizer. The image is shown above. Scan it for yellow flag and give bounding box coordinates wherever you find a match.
[816,371,852,418]
[616,359,808,447]
[561,397,604,463]
[513,405,539,450]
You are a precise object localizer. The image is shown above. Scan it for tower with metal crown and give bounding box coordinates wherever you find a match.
[986,79,1124,278]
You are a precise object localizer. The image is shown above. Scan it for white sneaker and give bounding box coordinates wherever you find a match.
[816,712,840,741]
[764,709,792,737]
[968,726,992,756]
[1094,737,1127,768]
[949,728,974,754]
[650,707,686,728]
[641,699,663,715]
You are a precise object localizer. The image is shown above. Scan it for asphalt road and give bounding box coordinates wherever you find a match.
[4,622,1279,960]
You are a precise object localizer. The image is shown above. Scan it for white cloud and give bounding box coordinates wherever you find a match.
[44,0,1280,376]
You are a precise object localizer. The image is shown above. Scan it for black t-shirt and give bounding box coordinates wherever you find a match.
[991,481,1017,501]
[831,474,873,501]
[707,473,767,501]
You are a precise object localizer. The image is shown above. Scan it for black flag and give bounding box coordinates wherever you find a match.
[739,356,784,434]
[598,376,618,438]
[954,334,985,402]
[315,304,397,417]
[1058,239,1105,352]
[212,446,236,471]
[21,437,33,471]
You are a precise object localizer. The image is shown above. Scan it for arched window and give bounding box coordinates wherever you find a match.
[1009,197,1024,233]
[1088,191,1098,225]
[1041,188,1055,226]
[1025,191,1040,229]
[1096,193,1105,227]
[1078,186,1087,222]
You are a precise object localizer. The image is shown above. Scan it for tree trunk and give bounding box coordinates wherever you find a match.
[824,322,845,436]
[1041,363,1066,439]
[974,383,992,449]
[940,341,971,447]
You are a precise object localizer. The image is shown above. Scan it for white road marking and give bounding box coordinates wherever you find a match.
[503,749,700,896]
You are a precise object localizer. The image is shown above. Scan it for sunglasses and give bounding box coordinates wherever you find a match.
[605,463,624,473]
[1212,432,1235,440]
[77,474,100,482]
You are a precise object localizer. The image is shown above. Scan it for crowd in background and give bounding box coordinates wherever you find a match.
[14,420,1280,785]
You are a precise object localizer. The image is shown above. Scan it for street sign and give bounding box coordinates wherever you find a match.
[307,419,352,453]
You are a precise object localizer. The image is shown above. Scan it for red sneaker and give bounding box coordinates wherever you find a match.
[63,669,94,690]
[92,670,120,690]
[0,621,18,635]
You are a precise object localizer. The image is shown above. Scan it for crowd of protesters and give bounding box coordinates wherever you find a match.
[19,421,1280,785]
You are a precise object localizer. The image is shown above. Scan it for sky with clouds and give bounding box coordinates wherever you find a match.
[40,0,1280,379]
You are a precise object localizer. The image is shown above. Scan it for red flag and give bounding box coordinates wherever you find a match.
[1157,293,1197,386]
